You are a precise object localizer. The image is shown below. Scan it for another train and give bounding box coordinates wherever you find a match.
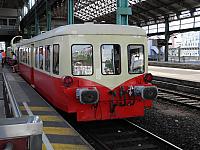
[15,23,157,121]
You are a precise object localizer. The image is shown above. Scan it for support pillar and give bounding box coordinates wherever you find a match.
[46,0,51,31]
[116,0,132,25]
[35,9,39,35]
[165,16,169,62]
[27,25,32,38]
[67,0,74,25]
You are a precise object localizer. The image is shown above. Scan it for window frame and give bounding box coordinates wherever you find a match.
[35,47,38,68]
[53,44,60,75]
[27,48,30,65]
[100,44,121,75]
[39,46,44,70]
[127,44,145,74]
[20,48,23,63]
[45,45,51,73]
[71,44,94,76]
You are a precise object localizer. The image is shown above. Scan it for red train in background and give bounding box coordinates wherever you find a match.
[14,23,157,121]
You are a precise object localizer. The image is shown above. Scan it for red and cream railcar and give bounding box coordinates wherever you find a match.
[16,24,157,121]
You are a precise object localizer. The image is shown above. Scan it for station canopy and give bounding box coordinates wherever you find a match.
[73,0,200,26]
[0,0,24,8]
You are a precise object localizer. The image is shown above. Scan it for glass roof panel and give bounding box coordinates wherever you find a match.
[74,0,145,21]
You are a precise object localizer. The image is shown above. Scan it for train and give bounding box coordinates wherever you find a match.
[14,23,157,121]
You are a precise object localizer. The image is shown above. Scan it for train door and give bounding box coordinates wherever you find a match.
[30,44,34,86]
[16,47,20,62]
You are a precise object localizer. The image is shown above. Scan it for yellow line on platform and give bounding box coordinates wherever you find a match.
[42,144,91,150]
[43,127,78,136]
[20,106,53,112]
[39,115,63,122]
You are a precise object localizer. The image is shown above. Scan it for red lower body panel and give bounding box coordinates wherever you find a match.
[19,64,33,84]
[76,100,152,121]
[21,67,154,121]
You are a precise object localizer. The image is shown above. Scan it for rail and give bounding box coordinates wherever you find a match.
[0,73,43,150]
[73,119,182,150]
[2,73,21,118]
[0,116,43,150]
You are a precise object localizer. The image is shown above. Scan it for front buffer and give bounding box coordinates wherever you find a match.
[63,74,157,121]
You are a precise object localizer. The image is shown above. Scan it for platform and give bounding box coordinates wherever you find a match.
[0,66,5,118]
[149,66,200,83]
[2,66,93,150]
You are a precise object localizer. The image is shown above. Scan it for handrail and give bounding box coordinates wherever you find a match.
[2,73,21,118]
[1,73,43,150]
[0,116,43,150]
[0,116,42,139]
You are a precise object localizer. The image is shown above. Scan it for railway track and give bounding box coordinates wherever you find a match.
[152,76,200,109]
[158,88,200,109]
[74,119,182,150]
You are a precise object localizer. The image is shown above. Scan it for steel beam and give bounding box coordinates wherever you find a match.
[143,1,167,16]
[46,0,51,31]
[165,16,169,62]
[67,0,74,24]
[34,9,39,35]
[116,0,132,25]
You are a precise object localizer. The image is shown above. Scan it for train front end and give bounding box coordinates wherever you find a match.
[61,25,157,121]
[62,73,157,121]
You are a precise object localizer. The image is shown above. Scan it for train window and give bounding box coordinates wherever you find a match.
[25,48,28,64]
[128,45,144,74]
[71,44,93,76]
[35,47,38,68]
[22,48,27,64]
[53,44,59,75]
[20,48,23,62]
[45,45,51,72]
[27,48,30,65]
[101,44,121,75]
[39,47,44,70]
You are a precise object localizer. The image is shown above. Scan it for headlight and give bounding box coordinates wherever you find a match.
[76,88,99,104]
[134,86,157,100]
[142,86,157,100]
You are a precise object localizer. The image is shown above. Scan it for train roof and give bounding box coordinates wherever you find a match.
[19,24,146,44]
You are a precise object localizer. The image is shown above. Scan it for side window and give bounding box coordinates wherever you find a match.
[22,48,26,63]
[53,44,59,75]
[39,46,44,70]
[71,44,93,76]
[35,47,38,68]
[101,44,121,75]
[20,48,23,62]
[45,45,51,72]
[25,48,28,64]
[128,45,144,74]
[27,48,30,65]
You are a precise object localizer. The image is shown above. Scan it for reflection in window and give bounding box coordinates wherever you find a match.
[35,47,38,68]
[39,47,43,70]
[20,48,23,62]
[25,48,28,64]
[128,45,144,74]
[53,44,59,75]
[45,45,51,72]
[22,48,27,63]
[72,44,93,76]
[27,48,30,65]
[101,44,121,75]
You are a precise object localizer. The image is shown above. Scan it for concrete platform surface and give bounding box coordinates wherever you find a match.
[2,66,93,150]
[149,66,200,83]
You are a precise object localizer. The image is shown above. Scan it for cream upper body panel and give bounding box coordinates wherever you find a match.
[61,34,148,89]
[19,24,146,45]
[18,24,147,89]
